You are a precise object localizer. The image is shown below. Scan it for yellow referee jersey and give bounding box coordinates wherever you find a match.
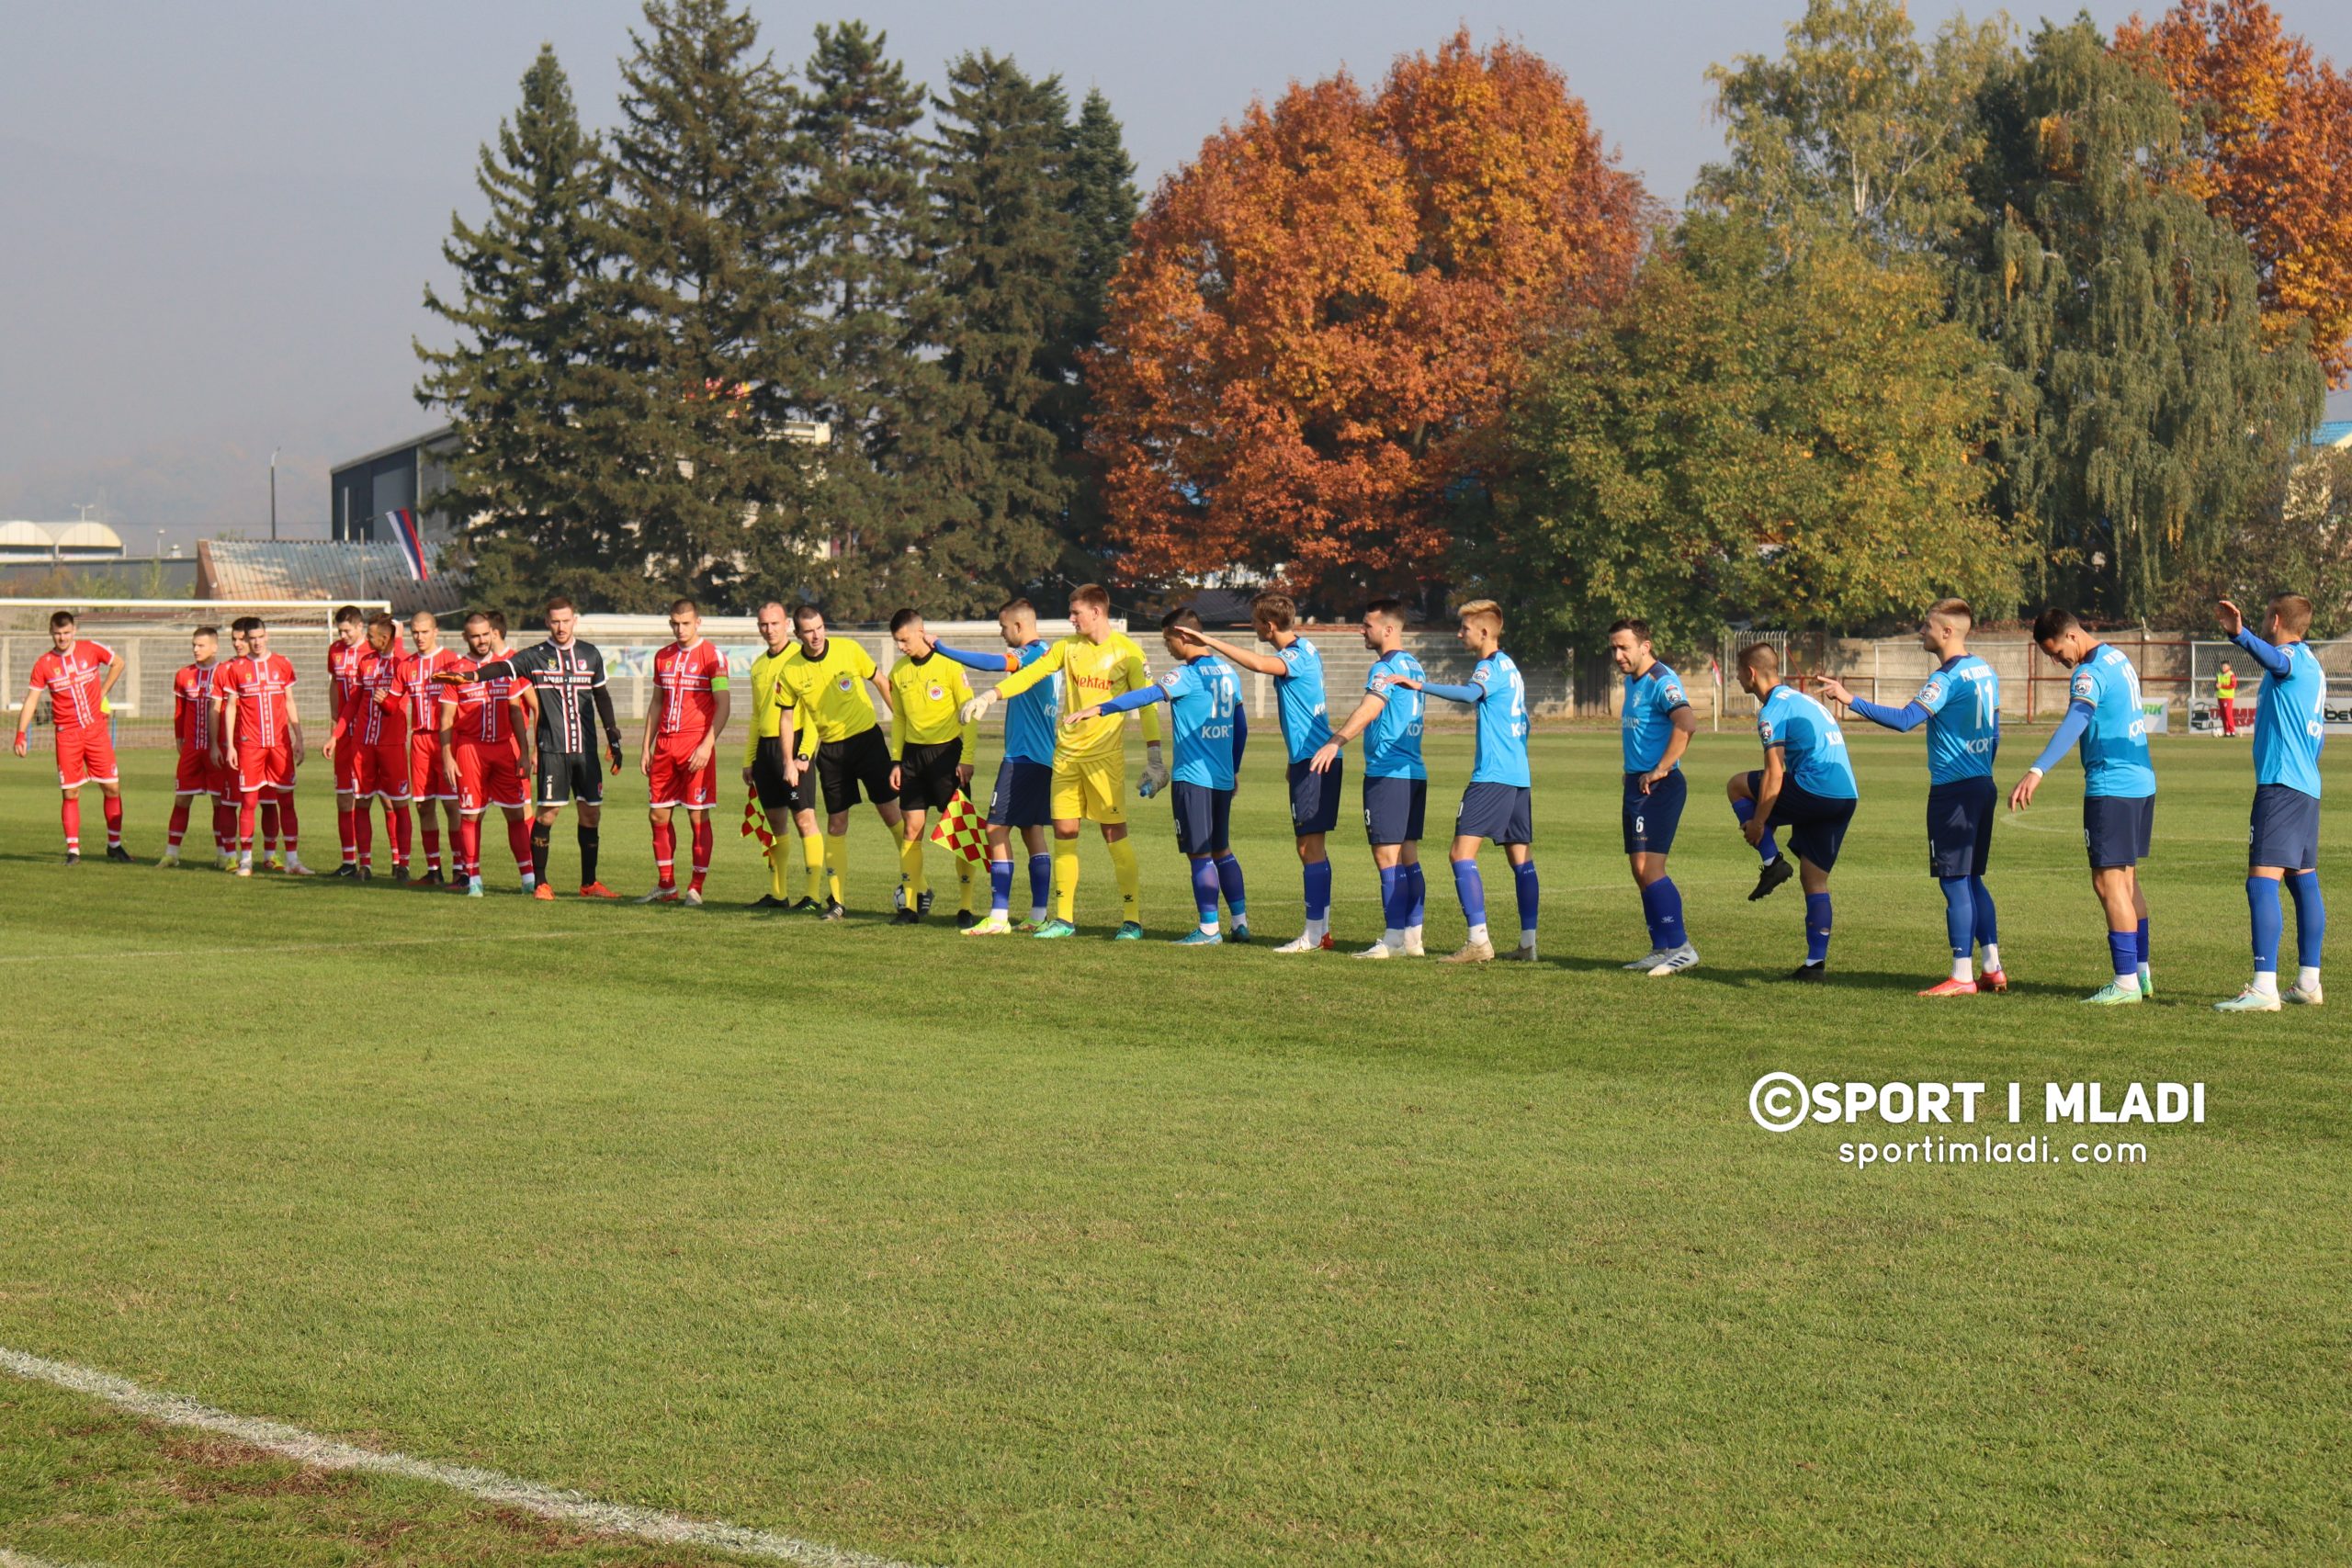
[780,637,880,756]
[996,631,1162,763]
[888,652,976,760]
[742,647,813,766]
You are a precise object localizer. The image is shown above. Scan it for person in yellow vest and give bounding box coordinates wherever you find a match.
[2216,661,2239,737]
[886,608,980,927]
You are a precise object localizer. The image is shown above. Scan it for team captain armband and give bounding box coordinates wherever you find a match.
[707,675,729,691]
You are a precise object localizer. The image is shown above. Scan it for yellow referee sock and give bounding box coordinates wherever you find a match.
[1053,840,1080,922]
[899,830,926,897]
[763,840,789,898]
[957,859,977,915]
[824,833,847,905]
[800,832,825,901]
[1106,833,1142,922]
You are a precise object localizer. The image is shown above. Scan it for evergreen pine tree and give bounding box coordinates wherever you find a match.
[581,0,810,611]
[1048,87,1140,564]
[414,44,611,614]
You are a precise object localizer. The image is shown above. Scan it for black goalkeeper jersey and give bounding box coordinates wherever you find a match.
[479,638,612,753]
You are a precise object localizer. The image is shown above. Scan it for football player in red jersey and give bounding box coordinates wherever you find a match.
[345,612,414,879]
[217,622,282,867]
[638,598,730,905]
[161,625,235,867]
[12,609,128,863]
[322,604,369,876]
[217,615,311,876]
[437,612,533,897]
[401,611,464,885]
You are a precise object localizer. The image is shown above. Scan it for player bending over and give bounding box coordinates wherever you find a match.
[778,605,899,919]
[1726,645,1857,980]
[1309,599,1428,958]
[2008,610,2157,1005]
[743,602,820,910]
[1608,619,1699,976]
[217,615,311,876]
[14,610,129,863]
[2212,593,2326,1010]
[1820,598,2006,996]
[639,600,730,905]
[961,583,1165,940]
[926,599,1059,934]
[163,625,233,868]
[887,610,980,927]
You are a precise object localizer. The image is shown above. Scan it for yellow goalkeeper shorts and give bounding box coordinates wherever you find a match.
[1050,757,1125,825]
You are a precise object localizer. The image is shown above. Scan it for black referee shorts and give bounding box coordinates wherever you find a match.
[899,739,965,814]
[815,728,899,815]
[752,735,813,817]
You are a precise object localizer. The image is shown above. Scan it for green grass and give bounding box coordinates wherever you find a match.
[0,729,2343,1566]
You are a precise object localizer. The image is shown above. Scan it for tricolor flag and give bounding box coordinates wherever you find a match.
[387,508,431,581]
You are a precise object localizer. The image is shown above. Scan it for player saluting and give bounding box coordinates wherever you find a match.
[1169,592,1337,952]
[1070,608,1250,945]
[1608,619,1699,977]
[1820,598,2006,997]
[14,610,130,863]
[2008,609,2157,1005]
[1380,599,1538,964]
[962,584,1166,940]
[217,615,311,876]
[1726,644,1858,981]
[1311,599,1427,958]
[927,599,1059,934]
[457,595,624,899]
[778,605,899,919]
[439,612,535,897]
[742,602,820,910]
[639,599,731,906]
[163,625,234,868]
[885,610,980,926]
[2212,593,2326,1011]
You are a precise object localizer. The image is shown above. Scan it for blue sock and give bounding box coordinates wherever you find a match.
[1969,874,1998,951]
[2288,870,2326,968]
[1404,863,1427,927]
[1215,852,1247,919]
[1378,864,1403,931]
[2247,876,2282,974]
[1732,795,1779,862]
[1191,857,1221,928]
[2108,931,2138,983]
[1027,852,1052,914]
[1804,891,1832,964]
[1302,857,1331,921]
[2136,917,2150,967]
[1640,878,1685,949]
[1940,877,1973,959]
[1452,858,1487,928]
[989,858,1013,914]
[1510,860,1539,943]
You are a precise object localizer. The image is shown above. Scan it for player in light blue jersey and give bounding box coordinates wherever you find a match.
[1608,618,1699,977]
[2212,593,2327,1010]
[1171,592,1339,953]
[1726,643,1858,981]
[1820,598,2007,996]
[1311,599,1429,958]
[927,598,1059,934]
[1380,599,1538,964]
[1074,608,1251,945]
[2008,610,2157,1005]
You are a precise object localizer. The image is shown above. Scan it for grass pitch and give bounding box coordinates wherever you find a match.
[0,729,2343,1566]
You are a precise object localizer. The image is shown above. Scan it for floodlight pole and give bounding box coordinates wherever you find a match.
[269,448,279,541]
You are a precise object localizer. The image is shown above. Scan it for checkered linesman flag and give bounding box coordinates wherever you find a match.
[929,789,988,864]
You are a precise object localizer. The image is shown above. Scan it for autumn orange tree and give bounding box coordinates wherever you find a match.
[1085,30,1650,600]
[2118,0,2352,384]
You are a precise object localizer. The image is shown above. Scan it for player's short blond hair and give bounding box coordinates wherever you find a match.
[1456,599,1503,637]
[1928,598,1973,629]
[1069,583,1111,613]
[1251,592,1297,632]
[2271,593,2314,637]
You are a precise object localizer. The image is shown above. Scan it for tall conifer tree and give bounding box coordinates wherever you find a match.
[1050,87,1140,562]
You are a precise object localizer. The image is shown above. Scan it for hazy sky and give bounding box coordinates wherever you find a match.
[5,0,2346,547]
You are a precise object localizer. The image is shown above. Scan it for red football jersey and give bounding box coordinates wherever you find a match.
[219,652,299,748]
[172,661,220,753]
[652,638,726,740]
[404,644,464,730]
[443,657,521,746]
[354,647,410,745]
[327,637,368,709]
[27,640,114,733]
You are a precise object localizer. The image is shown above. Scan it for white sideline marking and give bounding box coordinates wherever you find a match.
[1,1550,116,1568]
[0,927,674,966]
[0,1348,926,1568]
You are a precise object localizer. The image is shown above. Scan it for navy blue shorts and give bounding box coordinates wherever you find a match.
[1287,757,1341,836]
[1455,782,1533,846]
[987,757,1053,829]
[1363,775,1427,846]
[2083,793,2155,869]
[1623,769,1685,856]
[2249,783,2319,871]
[1927,775,1996,879]
[1747,770,1857,872]
[1170,781,1234,856]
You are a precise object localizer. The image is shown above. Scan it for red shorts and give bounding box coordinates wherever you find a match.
[648,732,718,810]
[54,726,119,788]
[454,738,526,814]
[175,747,234,795]
[235,739,295,795]
[334,733,364,793]
[410,733,454,803]
[356,731,410,798]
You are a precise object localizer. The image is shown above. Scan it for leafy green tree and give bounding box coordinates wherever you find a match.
[414,44,612,611]
[1051,88,1140,560]
[579,0,811,611]
[1482,215,2018,653]
[1950,18,2325,619]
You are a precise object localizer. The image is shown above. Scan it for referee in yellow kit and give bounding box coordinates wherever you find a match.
[887,608,979,927]
[742,602,821,910]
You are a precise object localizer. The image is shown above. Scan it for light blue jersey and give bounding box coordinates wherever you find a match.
[1468,651,1532,787]
[1002,639,1059,767]
[1361,649,1427,780]
[2071,645,2156,799]
[1758,684,1858,799]
[1272,637,1333,761]
[1621,662,1690,773]
[1916,654,2000,784]
[2250,638,2325,797]
[1161,655,1240,789]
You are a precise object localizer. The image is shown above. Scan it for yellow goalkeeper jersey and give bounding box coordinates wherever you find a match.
[996,631,1162,763]
[779,637,880,754]
[889,651,976,759]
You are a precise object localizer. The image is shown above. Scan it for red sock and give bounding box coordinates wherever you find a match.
[458,816,481,878]
[167,799,191,851]
[61,795,81,854]
[276,794,300,854]
[212,799,233,853]
[652,819,676,886]
[261,800,280,852]
[421,817,442,874]
[390,804,412,866]
[355,805,373,870]
[689,815,713,892]
[337,804,356,864]
[239,792,259,852]
[102,794,123,847]
[507,815,532,875]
